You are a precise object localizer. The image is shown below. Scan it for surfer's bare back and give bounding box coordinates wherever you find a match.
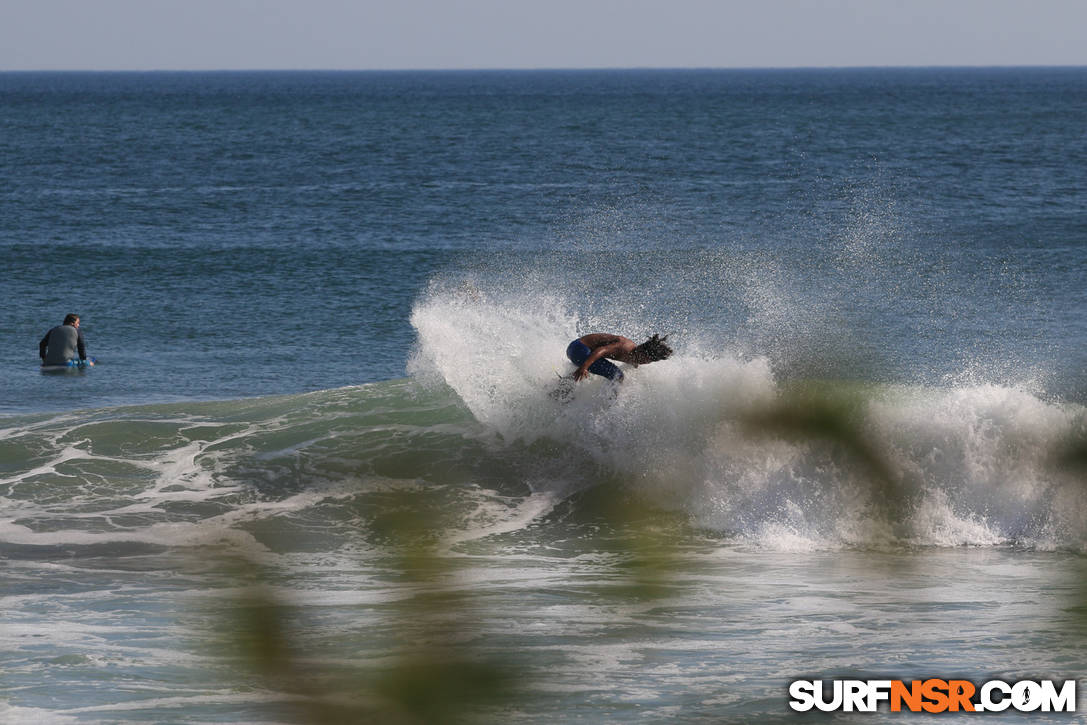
[565,333,672,383]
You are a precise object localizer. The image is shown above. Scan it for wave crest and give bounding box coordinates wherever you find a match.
[410,281,1087,551]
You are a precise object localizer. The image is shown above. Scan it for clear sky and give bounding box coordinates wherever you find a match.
[3,0,1086,71]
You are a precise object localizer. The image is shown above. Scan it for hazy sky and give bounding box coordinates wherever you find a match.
[3,0,1086,71]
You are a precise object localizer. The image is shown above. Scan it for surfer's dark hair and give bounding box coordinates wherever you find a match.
[635,334,672,363]
[63,313,80,325]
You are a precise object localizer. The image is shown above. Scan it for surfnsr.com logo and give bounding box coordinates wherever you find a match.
[788,679,1077,713]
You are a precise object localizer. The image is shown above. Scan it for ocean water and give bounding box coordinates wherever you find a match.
[2,68,1086,723]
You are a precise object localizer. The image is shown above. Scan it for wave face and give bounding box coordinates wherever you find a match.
[1,279,1084,725]
[409,277,1087,552]
[0,384,520,559]
[2,287,1085,561]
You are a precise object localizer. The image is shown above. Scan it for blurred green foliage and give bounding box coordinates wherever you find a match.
[739,383,907,516]
[210,379,1087,723]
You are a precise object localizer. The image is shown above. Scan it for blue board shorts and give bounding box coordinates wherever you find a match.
[566,339,624,382]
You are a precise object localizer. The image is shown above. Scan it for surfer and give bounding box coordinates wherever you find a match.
[39,314,88,366]
[566,333,672,383]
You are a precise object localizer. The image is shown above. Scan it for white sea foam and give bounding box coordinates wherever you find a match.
[410,281,1087,552]
[0,703,81,724]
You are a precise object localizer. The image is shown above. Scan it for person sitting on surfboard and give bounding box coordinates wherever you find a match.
[39,313,88,367]
[566,333,672,383]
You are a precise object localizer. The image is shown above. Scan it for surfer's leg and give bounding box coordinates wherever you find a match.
[587,358,624,382]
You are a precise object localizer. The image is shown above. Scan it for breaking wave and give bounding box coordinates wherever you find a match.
[409,276,1087,552]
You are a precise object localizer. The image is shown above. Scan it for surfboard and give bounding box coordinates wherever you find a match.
[549,374,576,402]
[548,371,620,403]
[40,357,96,373]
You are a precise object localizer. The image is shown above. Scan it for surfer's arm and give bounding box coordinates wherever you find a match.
[39,332,49,360]
[573,342,622,381]
[76,330,86,360]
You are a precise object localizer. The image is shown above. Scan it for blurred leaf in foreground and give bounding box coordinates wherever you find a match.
[738,383,907,517]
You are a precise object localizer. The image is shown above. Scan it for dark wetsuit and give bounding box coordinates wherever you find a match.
[40,325,86,365]
[566,339,624,382]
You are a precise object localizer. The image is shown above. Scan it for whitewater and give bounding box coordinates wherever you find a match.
[3,276,1086,722]
[409,278,1087,552]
